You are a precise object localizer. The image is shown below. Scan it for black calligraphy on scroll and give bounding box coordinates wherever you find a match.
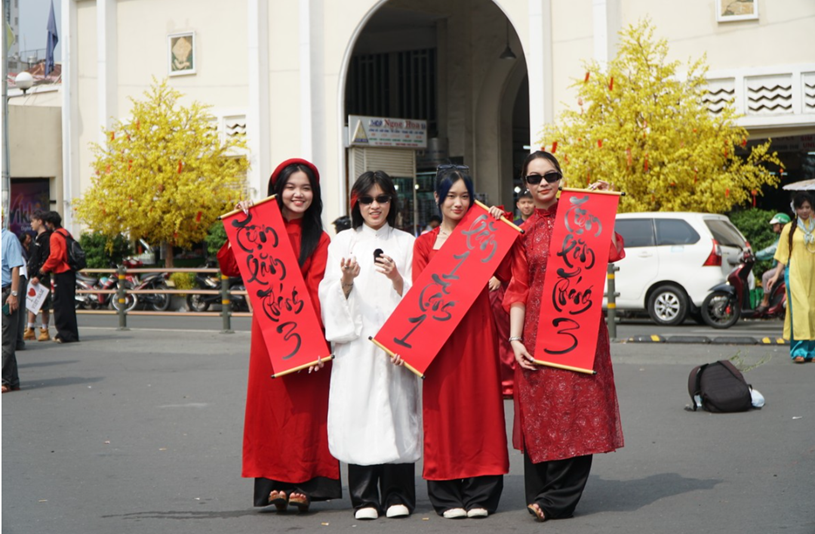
[374,208,520,377]
[222,198,329,374]
[534,190,620,372]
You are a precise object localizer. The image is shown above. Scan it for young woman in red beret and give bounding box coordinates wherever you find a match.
[218,158,340,513]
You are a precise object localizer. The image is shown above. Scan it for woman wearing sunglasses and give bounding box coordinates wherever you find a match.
[503,151,625,522]
[218,158,340,514]
[319,171,420,520]
[412,165,510,520]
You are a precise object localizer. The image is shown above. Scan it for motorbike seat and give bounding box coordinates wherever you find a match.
[76,274,98,286]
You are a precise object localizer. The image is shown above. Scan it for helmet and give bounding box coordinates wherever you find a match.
[769,213,791,225]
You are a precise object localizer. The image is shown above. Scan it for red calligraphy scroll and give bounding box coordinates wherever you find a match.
[221,196,331,378]
[372,201,522,378]
[534,188,622,374]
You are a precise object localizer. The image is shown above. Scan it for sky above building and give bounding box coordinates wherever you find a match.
[17,0,62,62]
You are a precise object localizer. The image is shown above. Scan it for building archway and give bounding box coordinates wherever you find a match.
[338,0,530,229]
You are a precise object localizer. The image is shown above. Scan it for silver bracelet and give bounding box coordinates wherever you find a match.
[508,336,523,343]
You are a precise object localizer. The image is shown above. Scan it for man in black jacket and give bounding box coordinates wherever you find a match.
[22,211,53,342]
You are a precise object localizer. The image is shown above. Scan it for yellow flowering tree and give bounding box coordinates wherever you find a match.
[539,19,782,213]
[75,79,248,266]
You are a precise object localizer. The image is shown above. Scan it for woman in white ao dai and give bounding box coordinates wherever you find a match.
[319,171,420,520]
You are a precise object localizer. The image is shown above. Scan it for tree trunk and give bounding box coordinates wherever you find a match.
[164,241,174,268]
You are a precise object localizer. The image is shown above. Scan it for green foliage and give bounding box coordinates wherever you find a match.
[539,18,783,213]
[169,272,195,291]
[728,208,777,278]
[205,222,228,257]
[78,233,132,269]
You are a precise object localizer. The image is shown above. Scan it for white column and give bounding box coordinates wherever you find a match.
[97,0,117,139]
[299,0,313,161]
[593,0,620,68]
[247,0,270,199]
[62,0,79,234]
[528,0,553,148]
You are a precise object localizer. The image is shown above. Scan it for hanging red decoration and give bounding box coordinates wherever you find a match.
[177,161,184,174]
[196,211,203,222]
[584,72,590,83]
[597,139,603,148]
[751,190,757,207]
[741,138,747,147]
[725,189,730,198]
[551,141,558,153]
[644,154,649,173]
[608,77,614,91]
[110,131,115,141]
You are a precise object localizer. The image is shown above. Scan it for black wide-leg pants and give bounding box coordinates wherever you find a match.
[427,475,503,514]
[52,271,79,342]
[348,463,415,513]
[524,453,593,520]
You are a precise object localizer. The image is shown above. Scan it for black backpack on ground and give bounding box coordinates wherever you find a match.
[687,360,752,413]
[58,229,87,271]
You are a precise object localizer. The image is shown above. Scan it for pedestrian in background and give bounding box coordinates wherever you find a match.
[23,211,53,342]
[2,217,25,393]
[768,192,815,363]
[14,231,30,351]
[40,211,80,343]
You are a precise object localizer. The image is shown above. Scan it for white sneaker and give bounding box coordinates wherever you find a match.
[467,507,489,518]
[355,507,379,520]
[443,508,467,519]
[386,504,410,518]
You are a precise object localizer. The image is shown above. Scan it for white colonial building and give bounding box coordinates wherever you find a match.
[9,0,815,237]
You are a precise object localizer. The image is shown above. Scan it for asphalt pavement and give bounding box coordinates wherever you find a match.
[2,315,813,534]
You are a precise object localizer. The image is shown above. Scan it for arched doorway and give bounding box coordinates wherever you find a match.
[340,0,529,231]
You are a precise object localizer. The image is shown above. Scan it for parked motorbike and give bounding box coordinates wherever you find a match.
[700,250,786,329]
[75,268,138,312]
[130,271,172,311]
[186,261,248,312]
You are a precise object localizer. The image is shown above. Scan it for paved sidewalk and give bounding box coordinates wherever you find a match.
[2,325,813,534]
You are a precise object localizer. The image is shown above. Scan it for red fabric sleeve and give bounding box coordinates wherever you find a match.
[216,241,240,277]
[303,232,330,329]
[41,230,70,274]
[609,232,625,263]
[502,240,529,311]
[411,231,435,282]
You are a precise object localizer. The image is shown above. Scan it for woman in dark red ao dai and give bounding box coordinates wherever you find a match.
[503,151,624,522]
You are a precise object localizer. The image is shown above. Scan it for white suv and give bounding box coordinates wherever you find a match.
[605,212,751,326]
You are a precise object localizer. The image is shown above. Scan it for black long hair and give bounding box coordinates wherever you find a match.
[350,170,399,230]
[520,150,563,180]
[435,166,474,213]
[789,192,814,254]
[269,163,324,267]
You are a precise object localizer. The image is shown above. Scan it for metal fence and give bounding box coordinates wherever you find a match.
[75,267,250,333]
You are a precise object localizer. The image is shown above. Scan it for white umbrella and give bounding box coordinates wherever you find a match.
[783,178,815,191]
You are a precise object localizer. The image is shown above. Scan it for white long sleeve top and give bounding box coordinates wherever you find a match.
[319,223,421,465]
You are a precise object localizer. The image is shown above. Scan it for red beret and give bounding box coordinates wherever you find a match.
[269,158,320,189]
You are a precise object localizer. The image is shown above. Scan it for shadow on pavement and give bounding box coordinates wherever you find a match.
[585,472,722,512]
[17,376,105,390]
[18,359,81,369]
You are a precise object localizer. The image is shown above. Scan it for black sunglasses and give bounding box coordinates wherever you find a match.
[358,194,392,205]
[525,171,562,185]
